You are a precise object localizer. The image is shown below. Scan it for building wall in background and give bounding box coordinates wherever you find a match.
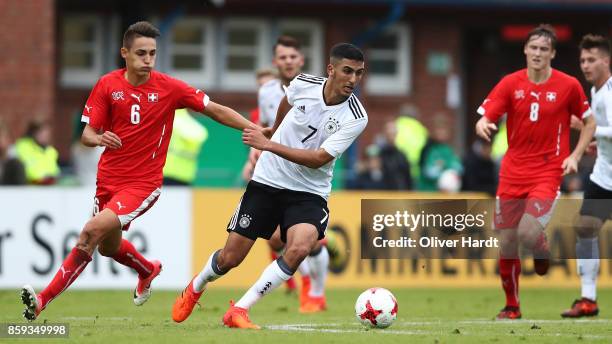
[3,1,612,179]
[0,0,55,142]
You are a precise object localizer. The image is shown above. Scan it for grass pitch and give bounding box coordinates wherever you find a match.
[1,288,611,343]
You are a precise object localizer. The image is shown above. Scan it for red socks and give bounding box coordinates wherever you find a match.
[39,247,92,310]
[499,258,521,308]
[111,239,154,278]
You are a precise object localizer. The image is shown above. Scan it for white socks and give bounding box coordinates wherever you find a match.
[576,237,599,300]
[307,246,329,297]
[298,259,311,277]
[235,258,293,309]
[193,250,225,292]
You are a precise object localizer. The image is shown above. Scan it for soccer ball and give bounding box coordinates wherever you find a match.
[355,287,398,328]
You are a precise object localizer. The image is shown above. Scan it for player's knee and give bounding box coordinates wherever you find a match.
[284,244,310,262]
[77,220,104,251]
[97,242,119,257]
[574,215,602,238]
[516,229,533,247]
[217,250,243,271]
[268,234,284,252]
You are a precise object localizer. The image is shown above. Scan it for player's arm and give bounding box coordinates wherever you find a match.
[81,124,122,149]
[475,79,509,142]
[475,116,498,142]
[595,95,612,138]
[269,96,292,135]
[563,114,596,175]
[243,127,333,169]
[201,101,261,131]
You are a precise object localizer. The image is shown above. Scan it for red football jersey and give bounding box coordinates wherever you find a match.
[477,69,591,183]
[82,68,208,187]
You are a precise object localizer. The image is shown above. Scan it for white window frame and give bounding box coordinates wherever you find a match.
[220,18,269,91]
[366,23,412,95]
[165,18,215,88]
[277,19,324,77]
[60,15,104,88]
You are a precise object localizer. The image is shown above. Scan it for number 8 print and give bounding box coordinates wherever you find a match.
[529,102,539,122]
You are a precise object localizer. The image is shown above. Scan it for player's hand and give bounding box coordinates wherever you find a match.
[561,155,578,176]
[570,115,583,130]
[475,116,497,142]
[98,131,122,149]
[585,141,598,156]
[586,141,598,155]
[242,128,269,150]
[262,127,273,139]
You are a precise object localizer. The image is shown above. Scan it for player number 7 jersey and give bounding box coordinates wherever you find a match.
[252,73,368,199]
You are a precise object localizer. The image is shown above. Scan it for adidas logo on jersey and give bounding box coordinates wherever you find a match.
[297,105,306,113]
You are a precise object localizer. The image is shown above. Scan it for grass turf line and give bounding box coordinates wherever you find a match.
[0,288,610,343]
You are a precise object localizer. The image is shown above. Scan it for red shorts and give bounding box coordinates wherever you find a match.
[494,178,560,229]
[93,184,161,230]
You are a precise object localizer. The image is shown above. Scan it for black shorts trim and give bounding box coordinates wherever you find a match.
[226,181,329,242]
[579,179,612,221]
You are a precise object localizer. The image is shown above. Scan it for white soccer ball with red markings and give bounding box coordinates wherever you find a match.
[355,287,398,328]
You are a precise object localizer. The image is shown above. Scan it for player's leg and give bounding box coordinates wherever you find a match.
[173,232,256,323]
[21,207,120,321]
[497,228,521,320]
[494,186,524,320]
[301,241,329,313]
[99,187,163,305]
[268,227,297,293]
[173,181,279,323]
[98,228,162,306]
[518,183,560,276]
[224,223,318,329]
[562,180,609,317]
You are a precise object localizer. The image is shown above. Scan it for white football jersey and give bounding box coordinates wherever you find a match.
[258,79,285,126]
[252,73,368,199]
[590,76,612,191]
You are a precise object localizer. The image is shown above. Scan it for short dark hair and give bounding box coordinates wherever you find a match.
[273,35,301,53]
[330,43,364,63]
[525,24,557,50]
[25,118,49,138]
[123,21,160,49]
[580,34,611,56]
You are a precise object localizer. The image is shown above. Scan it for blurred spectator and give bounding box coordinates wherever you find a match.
[14,118,60,185]
[395,106,428,181]
[249,68,277,125]
[354,145,386,190]
[418,114,463,191]
[0,119,25,185]
[163,109,208,186]
[462,139,496,195]
[377,119,412,190]
[242,68,278,182]
[491,119,508,163]
[71,113,103,186]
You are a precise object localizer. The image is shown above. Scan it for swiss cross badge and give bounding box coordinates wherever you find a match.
[546,92,556,102]
[148,93,159,102]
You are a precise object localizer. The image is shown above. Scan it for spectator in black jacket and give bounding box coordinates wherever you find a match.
[462,139,496,195]
[378,119,412,190]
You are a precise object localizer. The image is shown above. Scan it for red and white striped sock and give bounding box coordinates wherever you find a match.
[499,258,521,308]
[38,247,92,310]
[111,239,154,278]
